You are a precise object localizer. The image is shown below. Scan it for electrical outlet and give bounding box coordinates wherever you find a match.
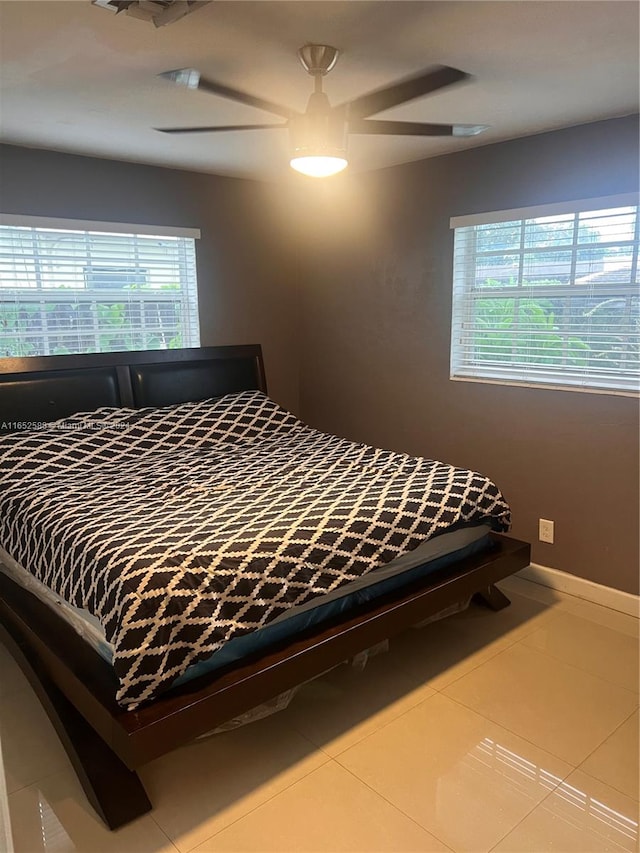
[539,518,554,544]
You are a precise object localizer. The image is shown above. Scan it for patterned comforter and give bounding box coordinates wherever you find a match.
[0,391,510,708]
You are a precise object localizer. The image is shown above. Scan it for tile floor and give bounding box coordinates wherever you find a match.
[1,576,638,853]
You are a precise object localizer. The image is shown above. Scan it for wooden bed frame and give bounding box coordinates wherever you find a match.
[0,345,531,830]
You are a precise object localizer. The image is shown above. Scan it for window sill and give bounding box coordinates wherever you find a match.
[449,374,640,398]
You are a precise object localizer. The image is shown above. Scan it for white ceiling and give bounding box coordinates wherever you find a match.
[0,1,638,180]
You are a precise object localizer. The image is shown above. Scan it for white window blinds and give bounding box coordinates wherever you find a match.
[0,215,200,358]
[450,195,640,395]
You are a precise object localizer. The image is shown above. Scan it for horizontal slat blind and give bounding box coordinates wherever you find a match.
[0,221,200,358]
[450,198,640,395]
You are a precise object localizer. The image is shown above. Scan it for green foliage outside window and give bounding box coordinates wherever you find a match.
[0,287,184,357]
[474,294,590,367]
[474,279,638,372]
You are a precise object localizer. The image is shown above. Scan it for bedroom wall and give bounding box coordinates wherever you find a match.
[0,144,300,411]
[293,115,640,595]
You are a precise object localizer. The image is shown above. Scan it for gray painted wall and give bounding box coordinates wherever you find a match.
[293,116,640,595]
[0,144,300,412]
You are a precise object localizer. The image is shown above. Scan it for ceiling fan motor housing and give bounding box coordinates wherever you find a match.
[290,93,347,159]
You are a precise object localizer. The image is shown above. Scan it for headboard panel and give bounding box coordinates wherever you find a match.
[0,367,122,428]
[0,345,266,432]
[130,356,263,409]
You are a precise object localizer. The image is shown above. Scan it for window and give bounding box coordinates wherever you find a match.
[450,194,639,395]
[0,215,200,357]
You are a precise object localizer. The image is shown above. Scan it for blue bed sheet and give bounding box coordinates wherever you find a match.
[172,533,492,688]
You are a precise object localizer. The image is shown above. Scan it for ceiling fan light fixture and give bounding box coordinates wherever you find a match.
[290,154,348,178]
[288,107,348,177]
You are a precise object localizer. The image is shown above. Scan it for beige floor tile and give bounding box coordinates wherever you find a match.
[0,685,70,794]
[391,614,512,693]
[497,579,640,640]
[443,643,638,766]
[497,576,568,608]
[560,597,640,640]
[0,642,28,700]
[9,768,177,853]
[140,712,328,853]
[445,591,560,644]
[0,736,12,853]
[522,611,639,693]
[338,692,572,853]
[493,769,639,852]
[392,593,557,692]
[283,647,435,756]
[194,761,451,852]
[580,710,639,801]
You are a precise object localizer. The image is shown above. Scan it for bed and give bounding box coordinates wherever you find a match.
[0,344,530,830]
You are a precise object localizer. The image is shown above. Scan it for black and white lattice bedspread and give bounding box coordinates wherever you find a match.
[0,391,510,708]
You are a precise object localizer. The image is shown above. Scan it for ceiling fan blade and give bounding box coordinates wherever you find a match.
[343,65,470,120]
[348,119,489,137]
[156,123,288,134]
[159,68,296,120]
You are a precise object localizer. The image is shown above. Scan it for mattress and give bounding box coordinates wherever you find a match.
[0,390,510,707]
[0,522,491,689]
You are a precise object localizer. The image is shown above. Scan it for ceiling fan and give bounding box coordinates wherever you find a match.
[156,44,488,177]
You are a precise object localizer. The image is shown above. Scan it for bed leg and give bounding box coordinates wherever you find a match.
[473,583,511,611]
[0,626,151,830]
[39,674,152,829]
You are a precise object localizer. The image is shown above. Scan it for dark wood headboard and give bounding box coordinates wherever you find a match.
[0,345,266,431]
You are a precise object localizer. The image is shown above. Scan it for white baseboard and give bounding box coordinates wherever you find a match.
[517,563,640,618]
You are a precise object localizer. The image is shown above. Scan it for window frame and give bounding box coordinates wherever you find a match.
[449,194,640,397]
